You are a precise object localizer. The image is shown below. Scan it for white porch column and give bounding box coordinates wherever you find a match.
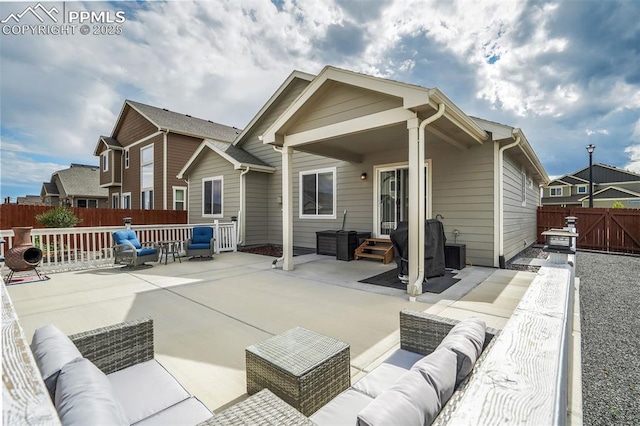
[281,145,294,271]
[407,117,423,294]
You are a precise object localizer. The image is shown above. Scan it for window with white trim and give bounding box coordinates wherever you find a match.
[124,149,130,169]
[577,185,587,194]
[173,187,186,211]
[122,193,131,209]
[550,187,563,196]
[140,144,154,209]
[112,193,119,209]
[102,151,109,172]
[202,177,223,217]
[521,170,527,206]
[300,168,336,218]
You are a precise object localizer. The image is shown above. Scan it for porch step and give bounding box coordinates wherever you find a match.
[355,238,394,264]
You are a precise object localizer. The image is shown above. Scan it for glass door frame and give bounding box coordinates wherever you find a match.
[372,160,432,238]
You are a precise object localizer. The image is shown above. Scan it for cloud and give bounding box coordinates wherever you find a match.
[0,150,66,190]
[624,145,640,174]
[586,129,609,136]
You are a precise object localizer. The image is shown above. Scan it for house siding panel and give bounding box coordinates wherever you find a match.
[115,107,158,146]
[113,150,122,185]
[244,172,269,246]
[187,150,240,224]
[502,152,539,262]
[166,134,202,210]
[122,135,162,209]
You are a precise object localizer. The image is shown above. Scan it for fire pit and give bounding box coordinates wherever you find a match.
[5,227,43,282]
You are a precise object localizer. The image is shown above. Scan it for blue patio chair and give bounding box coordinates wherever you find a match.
[112,230,159,267]
[185,226,215,259]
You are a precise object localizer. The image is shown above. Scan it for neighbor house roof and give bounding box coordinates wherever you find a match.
[51,164,108,198]
[120,100,242,142]
[41,182,59,196]
[177,140,275,179]
[571,163,640,184]
[579,186,640,201]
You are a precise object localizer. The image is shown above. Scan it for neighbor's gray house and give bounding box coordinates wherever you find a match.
[179,67,548,292]
[40,164,108,208]
[541,163,640,208]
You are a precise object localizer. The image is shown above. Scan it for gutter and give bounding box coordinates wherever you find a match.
[497,133,521,268]
[410,103,445,299]
[238,167,251,245]
[271,145,285,268]
[163,129,169,210]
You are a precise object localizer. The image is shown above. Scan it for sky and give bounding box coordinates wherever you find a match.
[1,0,639,201]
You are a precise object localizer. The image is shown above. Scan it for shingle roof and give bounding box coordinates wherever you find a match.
[100,136,122,148]
[541,195,583,205]
[42,182,59,195]
[223,144,272,168]
[127,100,242,142]
[572,164,640,184]
[559,175,588,185]
[54,164,108,197]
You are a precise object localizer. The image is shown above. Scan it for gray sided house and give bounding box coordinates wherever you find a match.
[93,100,241,211]
[542,163,640,208]
[40,164,108,208]
[181,67,548,290]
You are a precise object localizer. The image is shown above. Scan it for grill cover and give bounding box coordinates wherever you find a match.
[390,220,446,279]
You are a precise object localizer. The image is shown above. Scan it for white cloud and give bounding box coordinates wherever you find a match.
[586,129,609,136]
[624,145,640,174]
[0,150,66,189]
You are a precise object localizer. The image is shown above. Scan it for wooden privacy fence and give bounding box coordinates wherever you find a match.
[0,204,187,229]
[537,206,640,254]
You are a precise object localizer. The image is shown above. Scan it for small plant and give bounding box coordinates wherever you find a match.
[35,206,82,228]
[612,201,624,209]
[610,406,619,418]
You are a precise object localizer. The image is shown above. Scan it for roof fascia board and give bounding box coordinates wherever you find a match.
[233,71,315,146]
[427,89,488,143]
[512,128,550,184]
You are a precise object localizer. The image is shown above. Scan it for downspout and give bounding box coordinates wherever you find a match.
[238,166,251,245]
[162,129,169,210]
[410,103,445,299]
[271,145,285,268]
[498,133,521,268]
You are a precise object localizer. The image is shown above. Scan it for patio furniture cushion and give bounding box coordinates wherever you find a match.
[352,349,423,398]
[113,230,142,249]
[188,243,211,250]
[435,317,486,385]
[31,324,83,397]
[410,348,457,404]
[108,359,191,424]
[55,358,128,426]
[137,247,158,257]
[133,396,213,426]
[309,388,373,426]
[356,369,441,426]
[192,227,213,244]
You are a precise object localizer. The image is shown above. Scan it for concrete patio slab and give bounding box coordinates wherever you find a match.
[6,251,535,413]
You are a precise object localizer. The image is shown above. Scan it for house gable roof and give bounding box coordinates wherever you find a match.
[177,140,275,179]
[41,182,59,196]
[262,66,489,153]
[50,164,108,198]
[578,186,640,201]
[559,175,589,185]
[93,135,122,156]
[547,179,572,186]
[570,163,640,184]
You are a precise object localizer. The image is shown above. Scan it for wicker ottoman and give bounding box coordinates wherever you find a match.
[246,327,350,417]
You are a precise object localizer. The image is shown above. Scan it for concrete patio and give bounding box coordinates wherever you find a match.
[5,251,536,413]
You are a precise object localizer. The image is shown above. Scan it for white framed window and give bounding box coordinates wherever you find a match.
[521,170,527,206]
[202,176,223,217]
[173,186,186,211]
[299,167,336,219]
[112,193,119,209]
[124,149,130,169]
[122,192,131,209]
[577,185,587,194]
[140,144,154,210]
[550,187,563,196]
[102,151,109,172]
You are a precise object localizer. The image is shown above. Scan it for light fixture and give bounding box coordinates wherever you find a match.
[541,229,577,254]
[586,144,596,208]
[360,172,367,180]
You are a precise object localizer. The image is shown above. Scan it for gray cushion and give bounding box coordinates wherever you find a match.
[410,348,457,404]
[55,358,128,426]
[353,349,423,398]
[435,317,486,384]
[310,388,373,426]
[31,324,83,397]
[108,359,190,424]
[357,369,440,426]
[133,397,213,426]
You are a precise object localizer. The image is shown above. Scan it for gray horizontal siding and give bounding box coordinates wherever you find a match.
[244,171,269,246]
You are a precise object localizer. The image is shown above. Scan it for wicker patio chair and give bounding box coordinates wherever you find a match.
[185,226,215,259]
[112,230,160,267]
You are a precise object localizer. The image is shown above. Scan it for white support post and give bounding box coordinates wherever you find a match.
[407,118,422,293]
[282,146,294,271]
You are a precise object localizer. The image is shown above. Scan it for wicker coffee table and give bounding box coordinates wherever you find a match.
[245,327,350,416]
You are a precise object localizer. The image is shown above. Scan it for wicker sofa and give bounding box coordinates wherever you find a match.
[30,318,214,425]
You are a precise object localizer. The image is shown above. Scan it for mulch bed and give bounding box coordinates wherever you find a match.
[239,244,283,257]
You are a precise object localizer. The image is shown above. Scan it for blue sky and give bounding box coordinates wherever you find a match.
[1,0,640,201]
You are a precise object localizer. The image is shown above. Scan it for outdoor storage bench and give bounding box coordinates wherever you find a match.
[30,317,214,425]
[309,309,499,426]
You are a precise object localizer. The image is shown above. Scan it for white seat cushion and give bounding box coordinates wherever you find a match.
[310,388,373,426]
[133,397,213,426]
[435,317,486,384]
[108,360,190,424]
[353,349,423,398]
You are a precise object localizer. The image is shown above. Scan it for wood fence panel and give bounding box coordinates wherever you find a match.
[0,205,187,230]
[537,206,640,254]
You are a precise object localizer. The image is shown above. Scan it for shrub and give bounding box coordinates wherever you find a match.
[36,206,82,228]
[612,201,625,209]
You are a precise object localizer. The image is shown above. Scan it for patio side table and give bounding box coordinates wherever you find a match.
[157,240,181,265]
[245,327,350,417]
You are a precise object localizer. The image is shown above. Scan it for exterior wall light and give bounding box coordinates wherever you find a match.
[360,172,367,180]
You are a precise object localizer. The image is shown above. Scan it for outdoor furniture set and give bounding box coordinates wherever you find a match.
[27,310,496,425]
[112,226,214,268]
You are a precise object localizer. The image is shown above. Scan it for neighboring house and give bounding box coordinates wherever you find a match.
[93,100,241,211]
[542,163,640,208]
[180,66,549,284]
[40,164,108,208]
[17,195,45,205]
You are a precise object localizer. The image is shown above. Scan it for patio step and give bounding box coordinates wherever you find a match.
[355,239,394,264]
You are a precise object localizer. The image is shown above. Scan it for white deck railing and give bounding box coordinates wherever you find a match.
[0,221,237,269]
